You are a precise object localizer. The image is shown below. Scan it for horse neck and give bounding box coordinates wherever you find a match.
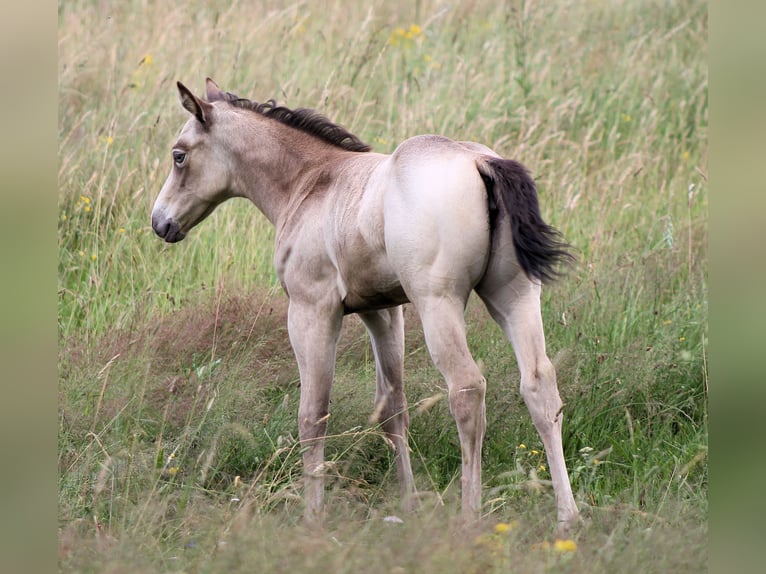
[230,117,344,226]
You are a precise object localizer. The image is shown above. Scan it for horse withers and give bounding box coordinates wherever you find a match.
[151,79,580,535]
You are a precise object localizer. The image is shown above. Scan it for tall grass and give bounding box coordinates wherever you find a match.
[59,0,707,571]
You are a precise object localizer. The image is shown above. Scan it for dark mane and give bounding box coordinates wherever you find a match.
[218,91,371,153]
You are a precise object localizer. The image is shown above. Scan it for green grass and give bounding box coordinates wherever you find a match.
[58,0,707,571]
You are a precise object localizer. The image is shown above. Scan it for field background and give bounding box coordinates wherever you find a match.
[58,0,708,572]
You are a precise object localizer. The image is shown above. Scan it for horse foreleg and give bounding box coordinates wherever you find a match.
[287,299,343,523]
[360,306,417,511]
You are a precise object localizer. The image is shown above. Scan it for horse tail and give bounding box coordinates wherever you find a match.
[477,157,573,283]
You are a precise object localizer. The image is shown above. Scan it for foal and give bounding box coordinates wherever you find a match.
[152,79,580,534]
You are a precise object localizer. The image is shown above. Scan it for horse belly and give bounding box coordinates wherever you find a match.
[329,160,410,313]
[339,254,409,314]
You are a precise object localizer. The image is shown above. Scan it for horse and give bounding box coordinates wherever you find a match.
[151,78,581,535]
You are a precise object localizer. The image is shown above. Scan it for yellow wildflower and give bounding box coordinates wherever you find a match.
[494,520,518,534]
[406,24,421,39]
[388,27,405,45]
[388,24,421,47]
[90,254,97,261]
[118,227,126,234]
[518,443,526,449]
[553,539,577,552]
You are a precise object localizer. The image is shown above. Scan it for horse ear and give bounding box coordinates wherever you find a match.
[177,81,212,124]
[205,77,225,102]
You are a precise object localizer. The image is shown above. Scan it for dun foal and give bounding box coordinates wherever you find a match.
[152,79,580,534]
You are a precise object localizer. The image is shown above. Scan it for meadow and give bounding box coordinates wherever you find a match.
[58,0,708,571]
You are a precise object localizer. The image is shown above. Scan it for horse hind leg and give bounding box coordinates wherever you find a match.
[414,295,487,520]
[359,307,417,511]
[477,274,580,535]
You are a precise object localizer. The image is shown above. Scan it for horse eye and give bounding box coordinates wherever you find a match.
[172,150,187,167]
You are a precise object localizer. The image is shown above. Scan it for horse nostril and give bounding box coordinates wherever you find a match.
[152,213,170,238]
[152,214,186,243]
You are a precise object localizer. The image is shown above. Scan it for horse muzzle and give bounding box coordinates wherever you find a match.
[151,213,187,243]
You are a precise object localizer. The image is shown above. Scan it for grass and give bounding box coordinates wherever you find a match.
[58,0,707,571]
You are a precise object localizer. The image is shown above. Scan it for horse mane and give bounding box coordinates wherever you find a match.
[217,91,371,153]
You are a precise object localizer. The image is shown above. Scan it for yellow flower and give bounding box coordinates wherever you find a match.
[531,449,539,455]
[388,27,405,45]
[405,24,422,39]
[118,227,126,234]
[389,24,421,46]
[494,520,518,534]
[538,464,546,472]
[61,214,67,221]
[518,443,526,449]
[80,196,91,204]
[105,136,113,146]
[679,337,686,342]
[90,254,97,261]
[622,113,632,123]
[84,206,91,212]
[139,54,153,66]
[553,539,577,553]
[682,150,690,161]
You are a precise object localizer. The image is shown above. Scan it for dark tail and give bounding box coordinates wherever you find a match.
[478,157,573,283]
